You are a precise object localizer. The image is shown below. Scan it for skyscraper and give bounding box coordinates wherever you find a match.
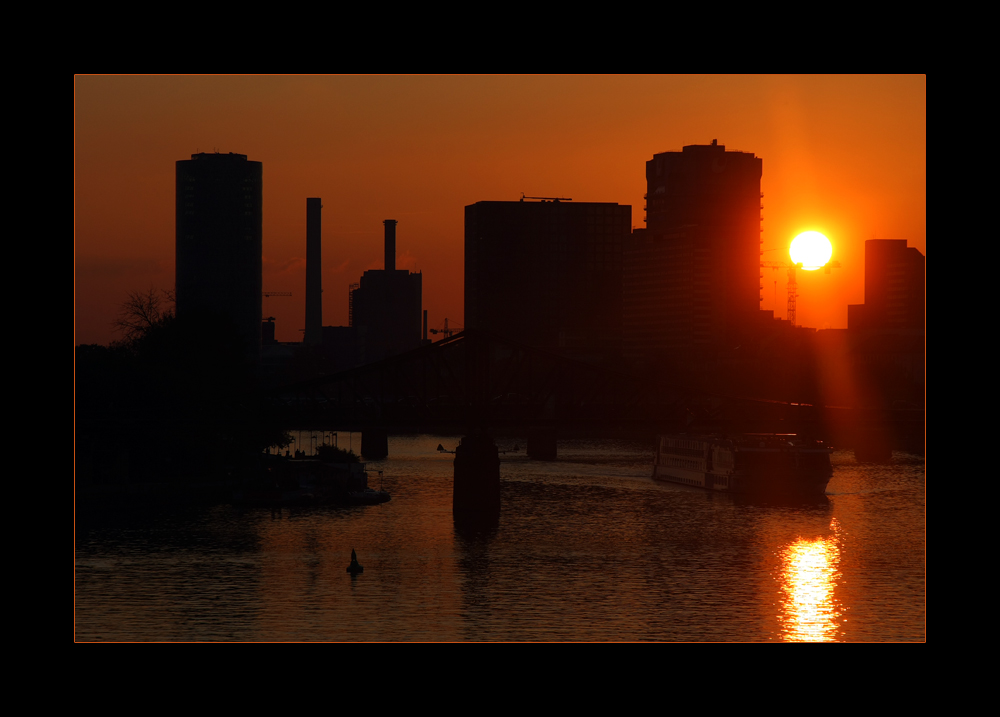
[176,152,263,362]
[624,140,762,365]
[848,240,925,331]
[465,199,630,358]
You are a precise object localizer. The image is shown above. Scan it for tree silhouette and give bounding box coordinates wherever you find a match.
[79,288,288,485]
[112,286,174,344]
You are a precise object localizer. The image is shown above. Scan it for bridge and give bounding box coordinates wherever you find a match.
[270,329,922,524]
[271,329,923,457]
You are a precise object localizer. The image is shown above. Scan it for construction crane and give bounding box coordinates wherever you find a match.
[429,318,462,339]
[760,261,840,326]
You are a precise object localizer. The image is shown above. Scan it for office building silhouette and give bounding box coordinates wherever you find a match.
[175,152,262,362]
[349,220,422,363]
[848,240,925,332]
[844,239,925,410]
[624,141,762,364]
[465,199,630,358]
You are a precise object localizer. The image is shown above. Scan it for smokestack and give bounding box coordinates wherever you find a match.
[305,198,322,345]
[384,219,397,272]
[423,309,428,342]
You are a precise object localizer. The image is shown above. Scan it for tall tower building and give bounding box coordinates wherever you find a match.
[465,199,630,358]
[624,140,762,365]
[176,152,263,362]
[848,240,925,331]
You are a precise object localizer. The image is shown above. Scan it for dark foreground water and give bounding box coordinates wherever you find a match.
[75,435,925,641]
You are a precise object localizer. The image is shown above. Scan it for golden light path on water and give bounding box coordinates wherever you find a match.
[778,519,843,642]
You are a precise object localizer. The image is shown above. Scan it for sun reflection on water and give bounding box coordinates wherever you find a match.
[778,519,843,642]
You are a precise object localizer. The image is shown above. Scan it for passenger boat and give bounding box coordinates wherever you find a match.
[232,457,390,506]
[652,433,833,495]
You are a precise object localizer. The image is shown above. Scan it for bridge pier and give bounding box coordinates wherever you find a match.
[453,432,500,526]
[527,428,557,460]
[361,428,389,459]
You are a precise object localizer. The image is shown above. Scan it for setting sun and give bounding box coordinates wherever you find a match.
[789,232,833,270]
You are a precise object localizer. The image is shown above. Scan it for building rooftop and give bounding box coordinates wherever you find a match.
[651,140,756,157]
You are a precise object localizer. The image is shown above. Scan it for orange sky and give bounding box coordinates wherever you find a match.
[75,75,925,345]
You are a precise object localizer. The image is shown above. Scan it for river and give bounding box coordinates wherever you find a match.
[75,434,925,641]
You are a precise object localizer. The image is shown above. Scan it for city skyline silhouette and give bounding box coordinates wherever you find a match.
[75,77,925,643]
[75,75,926,347]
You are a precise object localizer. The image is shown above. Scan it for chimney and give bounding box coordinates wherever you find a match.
[384,219,397,272]
[305,198,322,345]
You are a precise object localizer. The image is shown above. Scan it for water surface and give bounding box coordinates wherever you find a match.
[75,435,925,641]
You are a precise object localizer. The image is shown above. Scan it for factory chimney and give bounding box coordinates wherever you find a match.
[384,219,397,272]
[305,198,322,345]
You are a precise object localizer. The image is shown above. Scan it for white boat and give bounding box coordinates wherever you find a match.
[652,433,833,495]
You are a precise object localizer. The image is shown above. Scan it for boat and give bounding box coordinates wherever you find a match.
[233,456,390,507]
[652,433,833,495]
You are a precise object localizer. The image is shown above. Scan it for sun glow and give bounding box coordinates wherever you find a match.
[789,231,833,270]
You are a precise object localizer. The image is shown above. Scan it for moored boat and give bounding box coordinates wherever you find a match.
[233,454,390,506]
[653,433,833,495]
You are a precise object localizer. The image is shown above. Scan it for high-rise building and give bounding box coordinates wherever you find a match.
[349,220,422,363]
[848,240,925,331]
[176,152,262,362]
[624,140,762,364]
[844,240,925,409]
[465,199,630,358]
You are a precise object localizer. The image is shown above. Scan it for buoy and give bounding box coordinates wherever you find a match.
[347,548,363,574]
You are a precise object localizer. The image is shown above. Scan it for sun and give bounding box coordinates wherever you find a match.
[789,232,833,270]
